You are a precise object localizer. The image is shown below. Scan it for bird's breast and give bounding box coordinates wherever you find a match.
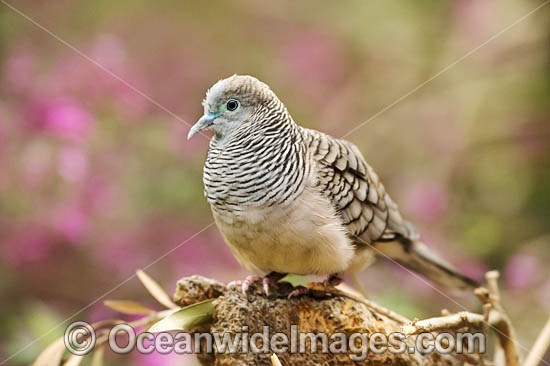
[203,143,306,211]
[209,186,357,275]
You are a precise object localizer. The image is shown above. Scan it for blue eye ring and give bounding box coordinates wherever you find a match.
[226,99,240,111]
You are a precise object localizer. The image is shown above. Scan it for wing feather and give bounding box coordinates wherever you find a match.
[302,128,416,244]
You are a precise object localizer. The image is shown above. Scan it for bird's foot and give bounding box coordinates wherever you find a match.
[287,285,311,298]
[228,275,261,295]
[288,274,343,298]
[262,272,286,295]
[228,272,286,296]
[323,274,343,287]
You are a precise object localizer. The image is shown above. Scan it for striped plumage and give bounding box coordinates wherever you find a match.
[190,75,477,290]
[204,100,307,212]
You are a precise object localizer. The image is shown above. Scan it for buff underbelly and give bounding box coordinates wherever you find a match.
[211,188,360,276]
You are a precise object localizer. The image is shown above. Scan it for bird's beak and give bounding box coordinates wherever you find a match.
[187,113,217,140]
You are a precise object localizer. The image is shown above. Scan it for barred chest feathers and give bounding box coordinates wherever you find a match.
[202,130,360,275]
[203,126,308,212]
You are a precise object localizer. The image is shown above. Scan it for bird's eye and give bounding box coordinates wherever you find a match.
[226,99,240,111]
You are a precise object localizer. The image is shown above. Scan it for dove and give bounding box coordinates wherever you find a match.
[188,75,477,295]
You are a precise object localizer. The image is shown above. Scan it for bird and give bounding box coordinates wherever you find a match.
[188,74,478,296]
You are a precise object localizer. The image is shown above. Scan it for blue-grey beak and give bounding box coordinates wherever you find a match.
[187,113,217,139]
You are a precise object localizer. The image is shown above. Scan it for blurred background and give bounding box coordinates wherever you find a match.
[0,0,548,364]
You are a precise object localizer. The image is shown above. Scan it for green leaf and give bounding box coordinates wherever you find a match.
[148,299,215,333]
[104,300,156,315]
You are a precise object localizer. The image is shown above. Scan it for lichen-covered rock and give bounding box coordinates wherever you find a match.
[173,275,225,307]
[173,277,463,366]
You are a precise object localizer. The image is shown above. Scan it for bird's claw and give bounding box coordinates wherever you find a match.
[324,274,343,287]
[288,275,342,298]
[287,285,310,298]
[242,275,262,295]
[229,272,286,296]
[228,275,261,294]
[262,277,272,296]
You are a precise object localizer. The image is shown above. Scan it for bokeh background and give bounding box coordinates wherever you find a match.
[1,1,548,365]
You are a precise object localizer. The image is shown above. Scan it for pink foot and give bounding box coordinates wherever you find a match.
[228,275,262,295]
[288,286,310,298]
[228,272,286,295]
[288,274,342,298]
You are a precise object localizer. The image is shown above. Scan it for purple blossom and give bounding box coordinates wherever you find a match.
[52,205,89,243]
[26,97,93,141]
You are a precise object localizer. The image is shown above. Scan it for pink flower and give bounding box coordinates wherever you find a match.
[505,252,539,290]
[26,97,93,141]
[52,206,89,243]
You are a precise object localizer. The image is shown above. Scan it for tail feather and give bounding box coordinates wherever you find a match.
[373,239,479,290]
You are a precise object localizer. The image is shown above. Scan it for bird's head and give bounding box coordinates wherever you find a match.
[188,75,280,140]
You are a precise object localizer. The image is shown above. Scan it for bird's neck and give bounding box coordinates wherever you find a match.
[204,115,309,210]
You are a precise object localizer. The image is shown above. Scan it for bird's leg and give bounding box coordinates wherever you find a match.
[288,273,342,298]
[262,271,286,295]
[228,275,262,294]
[228,272,286,295]
[241,275,262,294]
[287,285,309,298]
[324,274,343,287]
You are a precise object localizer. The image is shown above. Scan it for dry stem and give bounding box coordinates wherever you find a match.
[524,316,550,366]
[401,311,484,335]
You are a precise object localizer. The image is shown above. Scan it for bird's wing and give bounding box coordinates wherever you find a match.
[302,128,417,244]
[301,128,480,289]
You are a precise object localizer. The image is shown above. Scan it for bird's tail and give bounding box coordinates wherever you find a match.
[373,238,479,290]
